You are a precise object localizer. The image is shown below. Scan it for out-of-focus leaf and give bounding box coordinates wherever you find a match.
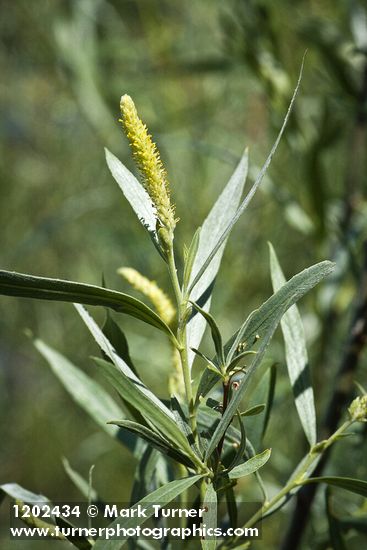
[35,339,124,439]
[339,517,367,534]
[1,483,92,549]
[228,449,271,480]
[105,148,159,245]
[299,476,367,498]
[269,243,317,446]
[0,484,49,504]
[201,482,217,550]
[186,150,248,369]
[93,476,205,550]
[326,487,347,550]
[62,458,100,503]
[205,260,334,458]
[188,60,305,295]
[0,270,173,337]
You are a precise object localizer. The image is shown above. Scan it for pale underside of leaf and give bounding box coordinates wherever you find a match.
[186,150,248,370]
[269,243,317,446]
[105,148,158,240]
[201,482,217,550]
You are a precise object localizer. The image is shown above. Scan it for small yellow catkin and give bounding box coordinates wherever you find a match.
[168,347,186,398]
[118,267,176,326]
[119,95,176,237]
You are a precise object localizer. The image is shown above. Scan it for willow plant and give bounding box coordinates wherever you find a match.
[1,68,367,550]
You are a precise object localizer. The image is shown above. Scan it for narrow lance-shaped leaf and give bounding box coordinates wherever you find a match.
[205,260,334,459]
[75,305,201,463]
[35,338,145,454]
[228,449,271,480]
[201,482,217,550]
[105,148,160,247]
[93,475,205,550]
[35,339,124,440]
[0,270,173,338]
[189,57,305,295]
[108,419,195,469]
[298,476,367,498]
[269,243,317,446]
[186,150,249,369]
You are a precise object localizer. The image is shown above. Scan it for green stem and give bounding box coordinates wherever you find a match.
[167,246,197,439]
[226,419,354,547]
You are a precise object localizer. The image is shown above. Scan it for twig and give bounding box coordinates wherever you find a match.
[281,240,367,550]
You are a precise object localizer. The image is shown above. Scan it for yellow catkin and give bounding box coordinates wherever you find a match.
[119,95,176,236]
[118,267,176,325]
[168,347,185,398]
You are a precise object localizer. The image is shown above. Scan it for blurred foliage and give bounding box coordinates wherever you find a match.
[1,0,367,548]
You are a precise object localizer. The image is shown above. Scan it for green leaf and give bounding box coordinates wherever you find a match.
[102,311,136,373]
[227,413,247,472]
[262,364,277,440]
[188,58,305,295]
[94,355,199,466]
[269,243,317,446]
[241,404,266,417]
[201,482,217,550]
[76,304,174,417]
[105,148,159,246]
[108,419,195,469]
[190,302,224,365]
[205,259,334,458]
[191,348,221,373]
[228,449,271,480]
[170,397,200,457]
[93,475,205,550]
[226,350,257,373]
[299,476,367,498]
[186,149,249,369]
[35,339,125,440]
[0,270,173,338]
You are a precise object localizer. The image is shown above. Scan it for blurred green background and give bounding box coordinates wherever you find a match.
[1,0,367,548]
